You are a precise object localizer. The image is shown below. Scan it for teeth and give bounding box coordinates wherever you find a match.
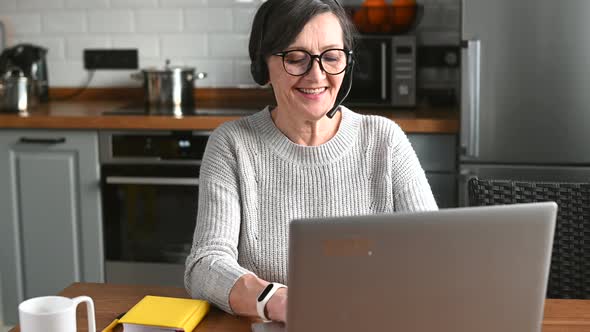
[299,87,326,94]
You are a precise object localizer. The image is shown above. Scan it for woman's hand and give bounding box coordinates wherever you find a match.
[266,287,288,323]
[228,274,288,322]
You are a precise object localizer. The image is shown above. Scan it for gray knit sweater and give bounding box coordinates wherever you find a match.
[184,106,438,313]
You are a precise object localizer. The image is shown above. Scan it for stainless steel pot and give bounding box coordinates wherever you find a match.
[0,70,38,113]
[132,60,207,113]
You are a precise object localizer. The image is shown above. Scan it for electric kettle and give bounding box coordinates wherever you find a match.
[0,43,49,102]
[0,70,39,113]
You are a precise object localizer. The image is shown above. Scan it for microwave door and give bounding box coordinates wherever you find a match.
[347,38,391,105]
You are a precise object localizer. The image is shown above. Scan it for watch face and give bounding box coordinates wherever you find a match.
[257,284,274,302]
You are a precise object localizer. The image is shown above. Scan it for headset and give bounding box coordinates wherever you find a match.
[250,0,355,119]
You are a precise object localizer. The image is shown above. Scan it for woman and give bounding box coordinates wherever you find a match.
[184,0,437,323]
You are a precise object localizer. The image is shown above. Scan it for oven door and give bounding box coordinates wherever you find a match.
[347,36,391,106]
[101,164,199,287]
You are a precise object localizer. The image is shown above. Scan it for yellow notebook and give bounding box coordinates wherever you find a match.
[102,295,210,332]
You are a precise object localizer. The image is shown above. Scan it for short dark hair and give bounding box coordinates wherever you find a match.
[249,0,356,71]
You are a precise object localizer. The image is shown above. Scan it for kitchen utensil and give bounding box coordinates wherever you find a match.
[132,60,207,114]
[0,43,49,102]
[0,70,39,113]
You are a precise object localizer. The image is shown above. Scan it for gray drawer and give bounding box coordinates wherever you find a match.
[408,134,457,172]
[427,173,458,208]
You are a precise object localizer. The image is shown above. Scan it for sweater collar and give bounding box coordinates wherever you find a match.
[249,106,362,166]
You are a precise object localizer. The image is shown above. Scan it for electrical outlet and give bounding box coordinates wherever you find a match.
[83,49,138,70]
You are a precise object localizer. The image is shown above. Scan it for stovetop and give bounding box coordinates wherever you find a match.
[102,105,259,116]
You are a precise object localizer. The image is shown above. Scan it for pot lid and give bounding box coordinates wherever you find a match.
[141,59,195,73]
[2,68,27,81]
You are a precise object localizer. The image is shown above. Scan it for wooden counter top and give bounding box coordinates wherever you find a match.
[10,282,590,332]
[0,101,458,133]
[0,88,459,133]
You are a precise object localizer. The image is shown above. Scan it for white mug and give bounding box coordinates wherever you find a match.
[18,296,96,332]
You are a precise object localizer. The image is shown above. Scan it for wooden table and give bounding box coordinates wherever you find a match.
[9,282,590,332]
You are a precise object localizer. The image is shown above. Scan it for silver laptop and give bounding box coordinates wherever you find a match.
[252,202,557,332]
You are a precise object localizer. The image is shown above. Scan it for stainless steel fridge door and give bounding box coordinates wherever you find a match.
[461,0,590,164]
[458,164,590,206]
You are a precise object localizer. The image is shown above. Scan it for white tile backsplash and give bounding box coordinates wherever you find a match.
[234,59,257,87]
[65,0,108,9]
[47,59,86,86]
[0,0,460,87]
[159,0,207,8]
[13,36,65,60]
[111,35,160,58]
[209,33,248,57]
[211,0,261,8]
[92,69,138,86]
[66,36,111,59]
[233,8,255,33]
[161,34,207,57]
[0,0,17,10]
[184,8,233,32]
[192,59,234,86]
[136,9,182,33]
[88,10,134,33]
[111,0,158,9]
[16,0,64,10]
[0,13,42,35]
[43,11,86,33]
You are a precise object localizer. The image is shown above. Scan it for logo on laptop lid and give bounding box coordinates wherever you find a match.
[322,238,374,257]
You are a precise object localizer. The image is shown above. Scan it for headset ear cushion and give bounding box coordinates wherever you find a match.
[250,62,261,84]
[250,58,269,86]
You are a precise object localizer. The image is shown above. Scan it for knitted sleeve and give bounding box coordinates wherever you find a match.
[388,122,439,211]
[184,124,254,314]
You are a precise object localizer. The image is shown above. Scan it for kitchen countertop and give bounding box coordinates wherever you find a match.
[0,100,459,133]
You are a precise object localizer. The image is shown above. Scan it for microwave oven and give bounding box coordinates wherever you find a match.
[346,35,416,108]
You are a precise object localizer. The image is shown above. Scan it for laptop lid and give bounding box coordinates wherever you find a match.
[285,202,557,332]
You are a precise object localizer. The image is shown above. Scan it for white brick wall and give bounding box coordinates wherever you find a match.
[0,0,459,88]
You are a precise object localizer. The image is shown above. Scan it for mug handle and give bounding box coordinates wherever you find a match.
[72,296,96,332]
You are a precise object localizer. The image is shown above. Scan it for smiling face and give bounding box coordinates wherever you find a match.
[267,12,346,120]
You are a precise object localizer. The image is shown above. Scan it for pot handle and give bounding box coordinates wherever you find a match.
[130,72,143,81]
[3,67,24,79]
[185,72,207,81]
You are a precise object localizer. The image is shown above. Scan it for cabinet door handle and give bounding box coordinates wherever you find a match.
[381,42,387,100]
[19,137,66,144]
[106,176,200,186]
[460,39,481,159]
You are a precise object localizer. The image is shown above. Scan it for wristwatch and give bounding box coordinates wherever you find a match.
[256,282,286,321]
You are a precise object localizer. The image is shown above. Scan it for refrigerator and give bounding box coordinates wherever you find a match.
[458,0,590,205]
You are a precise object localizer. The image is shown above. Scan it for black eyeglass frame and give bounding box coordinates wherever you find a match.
[272,48,353,77]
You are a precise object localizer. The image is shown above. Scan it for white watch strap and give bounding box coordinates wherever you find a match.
[256,282,286,321]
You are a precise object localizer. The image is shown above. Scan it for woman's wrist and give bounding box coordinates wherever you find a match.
[265,287,287,322]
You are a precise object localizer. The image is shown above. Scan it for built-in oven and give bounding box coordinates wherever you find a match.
[99,130,210,287]
[346,35,416,108]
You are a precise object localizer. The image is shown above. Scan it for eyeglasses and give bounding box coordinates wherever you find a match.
[272,48,352,76]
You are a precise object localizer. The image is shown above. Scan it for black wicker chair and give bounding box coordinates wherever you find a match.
[468,178,590,299]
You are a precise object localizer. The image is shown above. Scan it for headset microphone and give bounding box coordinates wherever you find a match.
[326,60,354,119]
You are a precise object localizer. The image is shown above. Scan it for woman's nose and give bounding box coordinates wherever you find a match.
[305,58,326,79]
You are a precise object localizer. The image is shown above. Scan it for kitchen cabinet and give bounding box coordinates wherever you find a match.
[0,130,104,325]
[0,272,3,328]
[408,134,457,208]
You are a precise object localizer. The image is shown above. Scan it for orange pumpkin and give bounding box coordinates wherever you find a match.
[361,0,387,32]
[391,0,416,28]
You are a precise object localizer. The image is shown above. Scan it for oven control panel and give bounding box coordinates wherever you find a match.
[99,131,211,164]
